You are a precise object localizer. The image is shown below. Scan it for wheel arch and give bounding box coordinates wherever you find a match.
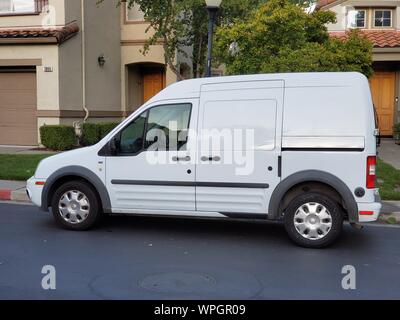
[268,170,358,223]
[41,166,111,213]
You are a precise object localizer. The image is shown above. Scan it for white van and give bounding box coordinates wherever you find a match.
[27,72,381,248]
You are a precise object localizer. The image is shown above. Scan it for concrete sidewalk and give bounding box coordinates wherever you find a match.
[378,139,400,170]
[0,145,55,155]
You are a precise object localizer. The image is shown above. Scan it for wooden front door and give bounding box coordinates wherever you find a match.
[370,72,396,136]
[143,70,165,103]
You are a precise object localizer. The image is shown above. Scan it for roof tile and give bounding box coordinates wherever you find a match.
[329,30,400,48]
[0,23,79,44]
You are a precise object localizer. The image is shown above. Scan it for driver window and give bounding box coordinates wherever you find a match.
[145,104,192,151]
[117,103,192,155]
[119,112,147,154]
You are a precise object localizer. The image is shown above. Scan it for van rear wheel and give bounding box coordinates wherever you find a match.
[284,193,343,248]
[51,181,102,231]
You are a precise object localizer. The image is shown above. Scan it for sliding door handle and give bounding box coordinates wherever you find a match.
[201,156,221,162]
[172,156,191,162]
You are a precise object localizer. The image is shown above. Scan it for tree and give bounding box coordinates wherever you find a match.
[214,0,373,77]
[190,0,267,77]
[118,0,269,79]
[102,1,317,79]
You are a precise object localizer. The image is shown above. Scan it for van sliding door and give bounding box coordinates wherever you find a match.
[196,80,284,215]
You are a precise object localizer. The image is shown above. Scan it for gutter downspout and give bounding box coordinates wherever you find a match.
[81,0,89,123]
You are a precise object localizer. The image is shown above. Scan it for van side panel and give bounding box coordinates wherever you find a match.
[283,86,368,137]
[281,79,378,219]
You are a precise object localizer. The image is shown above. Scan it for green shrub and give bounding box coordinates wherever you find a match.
[99,122,119,139]
[81,122,120,146]
[80,123,99,146]
[40,125,77,151]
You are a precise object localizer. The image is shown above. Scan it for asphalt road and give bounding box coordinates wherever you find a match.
[0,202,399,300]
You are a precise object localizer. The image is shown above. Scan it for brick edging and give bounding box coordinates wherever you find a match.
[0,189,30,202]
[0,189,12,201]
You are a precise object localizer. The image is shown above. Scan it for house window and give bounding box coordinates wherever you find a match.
[374,10,392,28]
[126,3,144,22]
[0,0,47,15]
[348,9,366,28]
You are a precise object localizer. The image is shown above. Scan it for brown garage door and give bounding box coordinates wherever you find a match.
[0,72,37,146]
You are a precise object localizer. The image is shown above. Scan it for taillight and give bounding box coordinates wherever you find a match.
[359,211,374,216]
[366,156,377,189]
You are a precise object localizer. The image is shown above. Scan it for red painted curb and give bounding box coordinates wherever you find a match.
[0,189,12,201]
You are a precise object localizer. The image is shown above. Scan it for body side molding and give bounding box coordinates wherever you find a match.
[41,166,112,213]
[268,170,359,223]
[111,180,269,189]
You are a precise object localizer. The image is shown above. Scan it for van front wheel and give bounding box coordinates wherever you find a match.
[284,193,343,248]
[51,181,102,231]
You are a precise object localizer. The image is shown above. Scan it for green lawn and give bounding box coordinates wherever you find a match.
[377,158,400,201]
[0,154,53,181]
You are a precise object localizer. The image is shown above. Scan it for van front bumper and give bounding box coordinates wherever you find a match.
[357,194,382,223]
[26,177,45,208]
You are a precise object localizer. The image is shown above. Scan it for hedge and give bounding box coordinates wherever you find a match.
[81,122,120,146]
[40,125,77,151]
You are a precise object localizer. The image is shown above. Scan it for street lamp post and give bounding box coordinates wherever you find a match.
[205,0,222,77]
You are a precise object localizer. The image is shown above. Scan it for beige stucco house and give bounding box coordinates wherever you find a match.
[0,0,189,146]
[317,0,400,136]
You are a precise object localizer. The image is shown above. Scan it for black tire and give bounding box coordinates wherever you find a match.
[51,181,102,231]
[284,193,343,248]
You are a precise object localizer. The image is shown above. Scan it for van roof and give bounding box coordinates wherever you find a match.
[147,72,367,104]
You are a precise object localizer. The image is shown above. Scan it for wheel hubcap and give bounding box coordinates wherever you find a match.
[58,190,90,224]
[293,202,332,240]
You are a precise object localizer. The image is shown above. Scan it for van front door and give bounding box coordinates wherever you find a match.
[106,100,198,213]
[196,81,284,215]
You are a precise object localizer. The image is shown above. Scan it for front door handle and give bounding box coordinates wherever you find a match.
[201,156,221,162]
[172,156,191,162]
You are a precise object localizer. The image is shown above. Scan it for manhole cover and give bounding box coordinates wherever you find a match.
[89,268,261,299]
[140,272,216,294]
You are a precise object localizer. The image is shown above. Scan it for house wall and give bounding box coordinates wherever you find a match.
[127,64,143,110]
[57,0,122,127]
[83,0,121,113]
[58,0,82,112]
[0,45,60,141]
[120,5,179,113]
[325,0,400,31]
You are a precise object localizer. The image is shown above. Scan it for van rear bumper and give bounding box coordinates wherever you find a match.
[357,194,382,223]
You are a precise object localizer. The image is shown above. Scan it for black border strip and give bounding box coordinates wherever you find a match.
[111,180,269,189]
[282,147,364,152]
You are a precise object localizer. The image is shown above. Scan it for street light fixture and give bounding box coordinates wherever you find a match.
[205,0,222,77]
